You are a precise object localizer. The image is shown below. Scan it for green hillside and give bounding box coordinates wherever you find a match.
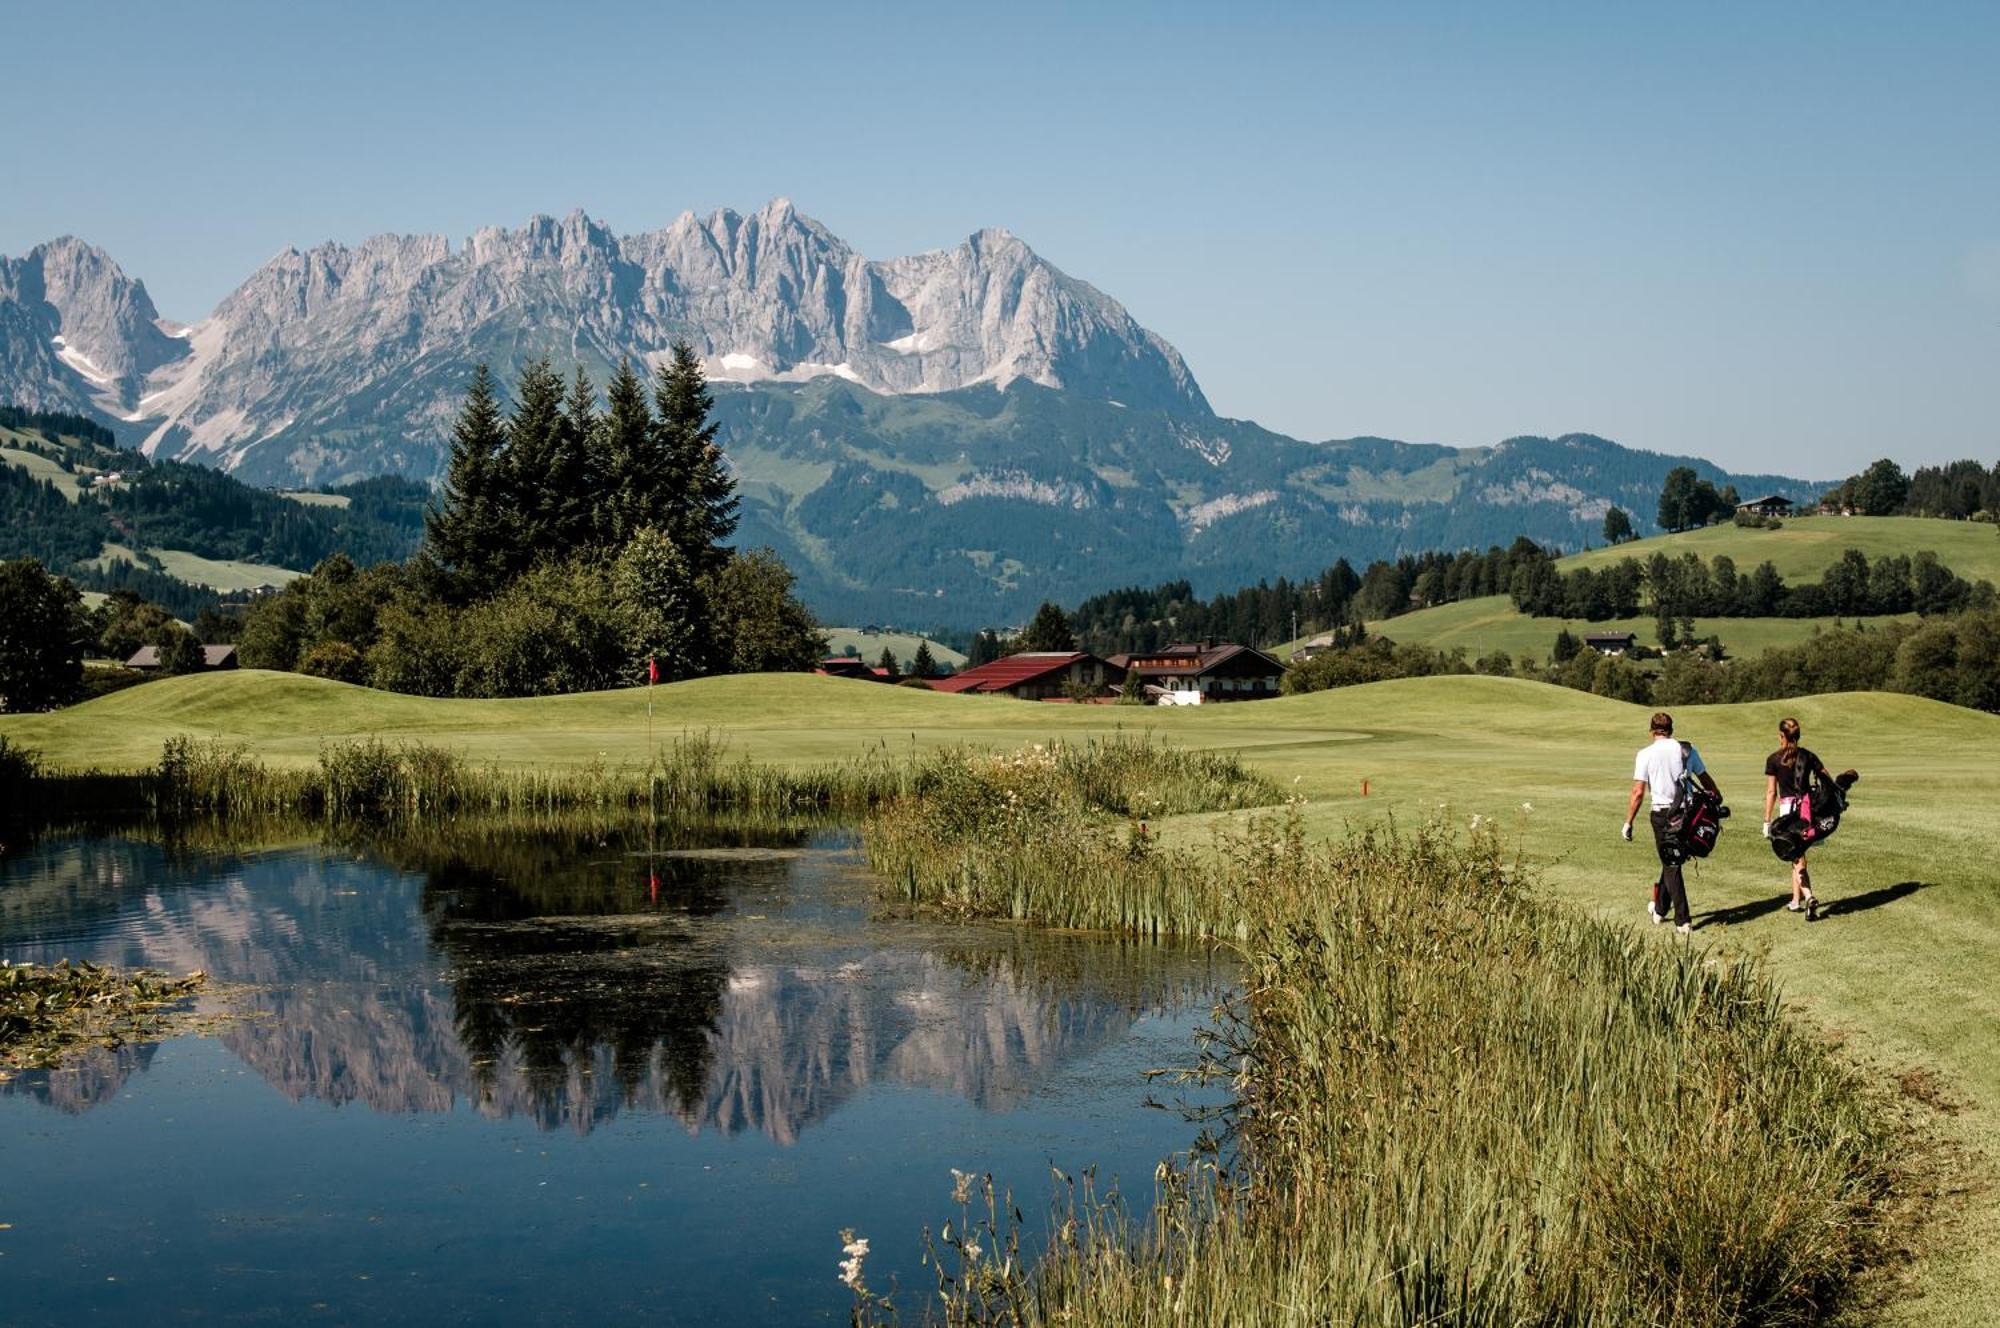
[7,669,1996,1317]
[1568,513,2000,583]
[1364,513,1992,658]
[1358,593,1904,660]
[818,626,967,668]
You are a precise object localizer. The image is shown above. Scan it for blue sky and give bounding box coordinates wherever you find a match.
[3,0,1995,474]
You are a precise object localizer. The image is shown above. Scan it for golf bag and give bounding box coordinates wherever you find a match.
[1769,767,1859,862]
[1666,741,1729,858]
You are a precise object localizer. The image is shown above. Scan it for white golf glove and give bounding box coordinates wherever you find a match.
[1761,820,1772,838]
[1620,821,1634,842]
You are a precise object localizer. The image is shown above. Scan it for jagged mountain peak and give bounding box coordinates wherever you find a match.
[0,201,1210,475]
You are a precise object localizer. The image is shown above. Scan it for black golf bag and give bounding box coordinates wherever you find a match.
[1666,742,1729,858]
[1769,767,1860,863]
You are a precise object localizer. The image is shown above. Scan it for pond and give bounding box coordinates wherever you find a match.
[0,820,1232,1325]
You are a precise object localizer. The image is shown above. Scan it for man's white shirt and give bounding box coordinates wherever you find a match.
[1634,736,1705,810]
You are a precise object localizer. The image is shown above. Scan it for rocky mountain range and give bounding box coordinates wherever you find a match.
[0,202,1814,627]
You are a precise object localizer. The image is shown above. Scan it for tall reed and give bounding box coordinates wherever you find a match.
[129,731,918,822]
[854,762,1908,1326]
[866,737,1281,938]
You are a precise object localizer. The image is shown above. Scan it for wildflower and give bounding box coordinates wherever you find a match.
[1520,801,1534,812]
[963,1240,982,1260]
[950,1168,975,1204]
[838,1233,869,1289]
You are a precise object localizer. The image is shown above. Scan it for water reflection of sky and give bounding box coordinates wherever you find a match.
[0,825,1232,1325]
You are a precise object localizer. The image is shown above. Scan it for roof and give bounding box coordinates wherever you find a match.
[1736,493,1793,507]
[1121,642,1284,677]
[126,644,238,669]
[1582,631,1638,643]
[931,652,1102,694]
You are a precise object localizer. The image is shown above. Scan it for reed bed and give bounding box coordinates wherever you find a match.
[46,731,920,822]
[853,750,1908,1326]
[866,737,1282,939]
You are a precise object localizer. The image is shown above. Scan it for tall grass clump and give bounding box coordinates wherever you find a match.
[135,730,917,823]
[855,791,1908,1324]
[866,737,1281,938]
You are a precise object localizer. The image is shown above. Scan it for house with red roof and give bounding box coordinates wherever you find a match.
[930,651,1124,701]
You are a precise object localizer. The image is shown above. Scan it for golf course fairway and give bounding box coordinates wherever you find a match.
[5,669,1994,1322]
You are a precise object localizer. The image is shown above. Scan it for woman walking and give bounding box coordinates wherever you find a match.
[1763,717,1822,920]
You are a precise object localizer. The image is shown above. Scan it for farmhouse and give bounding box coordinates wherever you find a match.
[1735,493,1794,518]
[125,644,240,672]
[931,651,1124,701]
[1111,641,1285,704]
[1582,632,1639,657]
[814,656,885,682]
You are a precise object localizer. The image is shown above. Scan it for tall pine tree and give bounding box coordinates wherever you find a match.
[596,357,657,546]
[425,364,509,599]
[652,342,738,579]
[559,364,600,547]
[498,359,575,572]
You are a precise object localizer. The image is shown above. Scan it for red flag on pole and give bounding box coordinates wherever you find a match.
[648,656,659,685]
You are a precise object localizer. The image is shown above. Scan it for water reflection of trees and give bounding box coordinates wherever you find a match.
[2,821,1228,1141]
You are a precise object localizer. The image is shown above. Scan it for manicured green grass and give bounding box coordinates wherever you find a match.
[5,670,1995,1320]
[819,626,967,668]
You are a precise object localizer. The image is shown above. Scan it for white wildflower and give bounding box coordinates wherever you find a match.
[963,1240,982,1260]
[1520,801,1534,813]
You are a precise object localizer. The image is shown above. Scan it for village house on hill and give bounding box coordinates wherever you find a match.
[1735,493,1794,518]
[1582,631,1639,657]
[1108,641,1285,704]
[125,644,240,672]
[930,652,1123,701]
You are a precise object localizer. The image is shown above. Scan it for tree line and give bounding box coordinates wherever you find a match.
[1822,456,2000,520]
[232,346,823,696]
[1282,607,2000,715]
[1509,545,1993,645]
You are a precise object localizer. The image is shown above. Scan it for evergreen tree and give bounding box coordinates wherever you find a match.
[876,647,899,677]
[652,342,738,578]
[425,364,508,598]
[597,358,657,545]
[1019,601,1076,652]
[498,359,573,572]
[555,365,600,548]
[967,630,1004,667]
[910,641,937,678]
[1602,506,1634,545]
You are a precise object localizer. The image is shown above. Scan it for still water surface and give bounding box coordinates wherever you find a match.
[0,822,1228,1325]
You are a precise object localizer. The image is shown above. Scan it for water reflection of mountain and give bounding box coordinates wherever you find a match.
[1,825,1226,1141]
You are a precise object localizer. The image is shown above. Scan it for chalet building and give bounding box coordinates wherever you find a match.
[1735,493,1794,518]
[932,652,1124,701]
[126,644,240,672]
[1111,641,1285,704]
[813,657,887,682]
[1582,632,1639,657]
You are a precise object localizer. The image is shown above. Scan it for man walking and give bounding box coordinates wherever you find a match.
[1622,711,1721,935]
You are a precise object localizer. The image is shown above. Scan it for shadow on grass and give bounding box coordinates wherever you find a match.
[1694,894,1791,929]
[1818,880,1929,919]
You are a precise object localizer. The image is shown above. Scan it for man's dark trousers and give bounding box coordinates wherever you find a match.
[1649,808,1690,926]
